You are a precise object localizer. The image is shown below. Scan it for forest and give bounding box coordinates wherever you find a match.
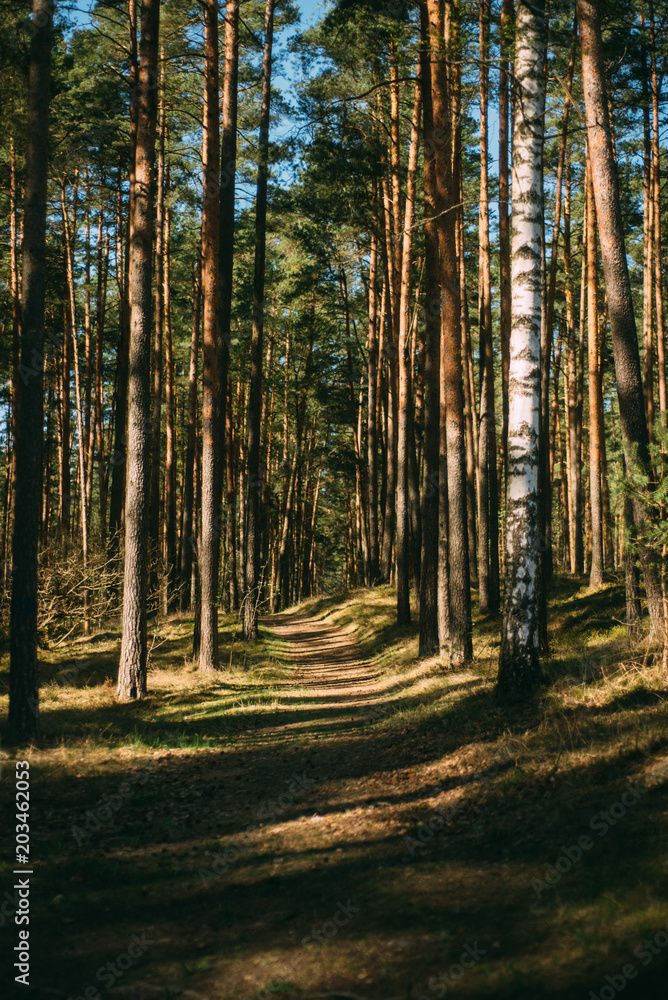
[1,0,668,997]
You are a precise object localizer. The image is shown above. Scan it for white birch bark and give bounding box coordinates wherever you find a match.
[497,0,545,699]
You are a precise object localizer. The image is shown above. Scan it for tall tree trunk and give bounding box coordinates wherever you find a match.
[497,0,545,702]
[429,0,472,664]
[367,221,380,583]
[59,246,72,551]
[396,74,422,626]
[117,0,160,700]
[243,0,275,639]
[498,0,511,495]
[476,0,499,617]
[458,197,478,581]
[419,0,440,656]
[218,0,239,567]
[537,22,575,604]
[641,22,655,439]
[585,157,604,587]
[92,207,108,542]
[564,152,584,574]
[163,191,177,613]
[109,5,138,555]
[9,0,53,743]
[180,259,200,611]
[149,64,165,598]
[61,182,90,635]
[199,0,221,670]
[380,177,398,583]
[9,134,20,574]
[649,2,667,427]
[226,375,239,610]
[578,0,664,634]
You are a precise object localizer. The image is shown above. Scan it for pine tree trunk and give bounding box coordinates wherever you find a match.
[380,179,398,583]
[9,134,20,574]
[497,0,545,701]
[163,192,177,613]
[59,249,72,550]
[149,68,165,599]
[428,0,472,664]
[419,0,440,656]
[641,24,655,438]
[198,0,221,670]
[9,0,53,743]
[180,259,200,611]
[498,0,511,496]
[564,154,584,574]
[218,0,239,554]
[117,0,160,700]
[367,222,380,583]
[61,181,90,635]
[226,375,239,611]
[458,200,478,582]
[83,169,94,525]
[585,157,605,587]
[476,0,499,618]
[649,2,667,427]
[578,0,664,634]
[92,208,108,544]
[109,7,138,555]
[243,0,275,639]
[396,74,422,626]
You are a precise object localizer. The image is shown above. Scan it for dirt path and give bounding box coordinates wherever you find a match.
[264,609,382,700]
[17,603,665,1000]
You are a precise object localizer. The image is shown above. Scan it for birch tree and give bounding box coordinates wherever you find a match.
[497,0,545,701]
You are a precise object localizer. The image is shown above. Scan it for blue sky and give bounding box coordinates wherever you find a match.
[65,1,325,33]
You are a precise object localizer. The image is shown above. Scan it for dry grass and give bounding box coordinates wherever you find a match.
[0,578,667,999]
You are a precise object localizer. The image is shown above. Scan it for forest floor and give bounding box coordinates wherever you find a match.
[1,578,668,999]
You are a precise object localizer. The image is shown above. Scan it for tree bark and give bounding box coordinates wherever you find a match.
[497,0,545,702]
[149,64,165,598]
[163,189,177,613]
[109,5,138,555]
[9,0,53,743]
[564,152,584,574]
[117,0,160,700]
[585,157,604,587]
[498,0,511,496]
[649,2,667,427]
[578,0,664,633]
[180,258,200,611]
[419,0,441,656]
[396,73,422,626]
[428,0,472,664]
[476,0,500,617]
[218,0,239,564]
[367,221,380,584]
[199,0,221,670]
[61,181,90,635]
[243,0,275,639]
